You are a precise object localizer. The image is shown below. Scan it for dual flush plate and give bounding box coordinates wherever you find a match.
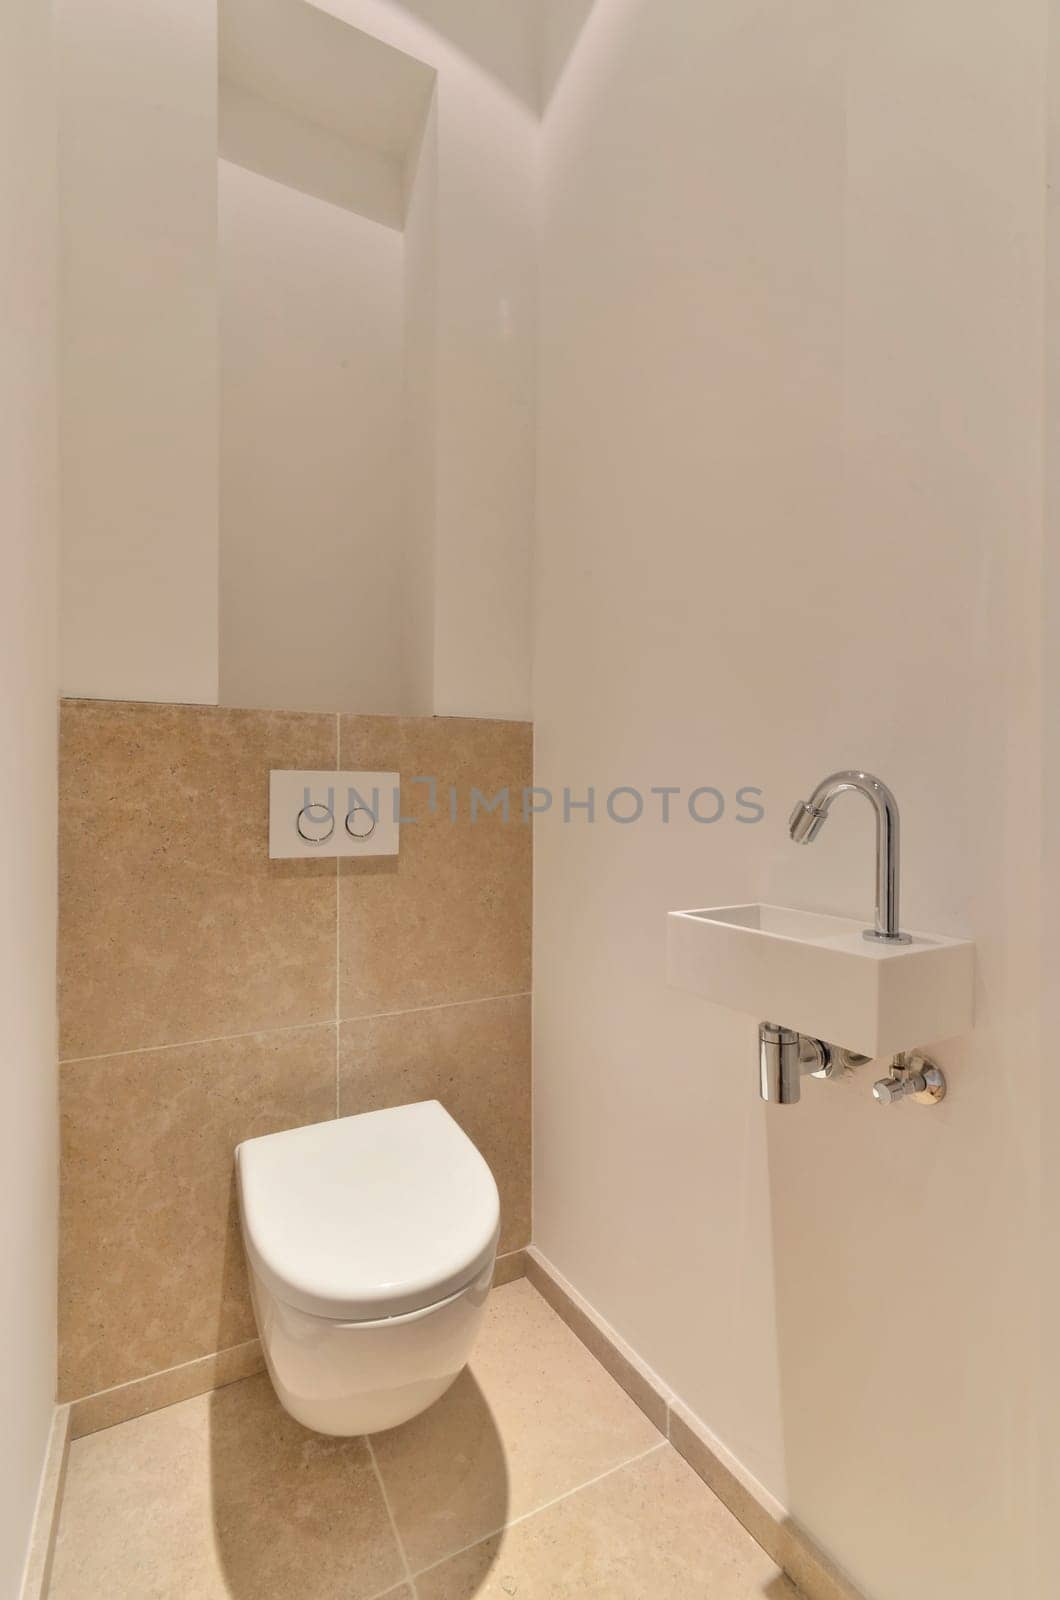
[268,770,400,859]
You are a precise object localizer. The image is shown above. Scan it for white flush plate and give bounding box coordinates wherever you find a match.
[667,902,974,1058]
[269,771,400,859]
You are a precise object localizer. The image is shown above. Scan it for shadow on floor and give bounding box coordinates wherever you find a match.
[370,1363,512,1578]
[208,1366,509,1598]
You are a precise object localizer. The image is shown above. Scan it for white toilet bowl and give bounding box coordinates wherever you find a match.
[236,1100,500,1435]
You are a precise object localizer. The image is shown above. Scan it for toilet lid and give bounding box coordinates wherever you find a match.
[236,1101,501,1321]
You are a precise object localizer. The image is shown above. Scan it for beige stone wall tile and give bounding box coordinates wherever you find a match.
[59,699,337,1058]
[58,703,534,1423]
[340,996,531,1254]
[59,1025,335,1401]
[338,716,531,1017]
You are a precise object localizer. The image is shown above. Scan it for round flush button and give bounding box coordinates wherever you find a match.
[345,806,377,841]
[296,803,335,845]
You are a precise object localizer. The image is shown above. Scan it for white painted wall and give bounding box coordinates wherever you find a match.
[401,95,440,715]
[0,0,59,1590]
[57,0,219,705]
[534,4,1046,1598]
[57,0,533,720]
[318,0,537,719]
[218,159,407,713]
[220,80,405,232]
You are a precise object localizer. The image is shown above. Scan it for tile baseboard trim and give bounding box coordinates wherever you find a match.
[68,1251,528,1440]
[69,1338,265,1440]
[19,1403,71,1600]
[524,1248,672,1433]
[525,1247,864,1600]
[493,1247,528,1288]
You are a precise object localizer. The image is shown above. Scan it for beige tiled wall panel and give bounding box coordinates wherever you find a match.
[59,700,337,1060]
[59,1025,335,1401]
[340,995,532,1254]
[338,715,532,1017]
[58,701,533,1411]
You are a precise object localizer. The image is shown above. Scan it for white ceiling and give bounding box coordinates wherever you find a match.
[220,0,436,159]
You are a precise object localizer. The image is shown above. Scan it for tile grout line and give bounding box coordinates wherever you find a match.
[340,992,532,1025]
[59,992,534,1067]
[409,1439,669,1582]
[59,1018,337,1066]
[365,1434,419,1600]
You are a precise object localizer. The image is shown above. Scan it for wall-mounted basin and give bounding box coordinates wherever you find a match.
[667,903,974,1059]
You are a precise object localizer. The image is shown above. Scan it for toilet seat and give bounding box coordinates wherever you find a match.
[236,1100,500,1324]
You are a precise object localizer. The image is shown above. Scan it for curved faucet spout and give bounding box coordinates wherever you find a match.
[788,770,911,944]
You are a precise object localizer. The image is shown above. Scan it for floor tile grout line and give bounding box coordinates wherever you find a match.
[365,1434,419,1599]
[409,1439,669,1582]
[60,992,533,1066]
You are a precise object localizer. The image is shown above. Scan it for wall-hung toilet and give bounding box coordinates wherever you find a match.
[236,1100,500,1436]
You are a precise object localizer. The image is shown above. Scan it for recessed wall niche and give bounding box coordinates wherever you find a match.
[218,0,436,714]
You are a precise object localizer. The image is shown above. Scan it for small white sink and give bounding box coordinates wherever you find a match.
[667,903,974,1059]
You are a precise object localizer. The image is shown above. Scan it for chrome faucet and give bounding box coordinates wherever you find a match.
[788,770,911,944]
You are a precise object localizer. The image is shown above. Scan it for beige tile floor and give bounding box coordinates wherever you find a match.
[49,1280,798,1600]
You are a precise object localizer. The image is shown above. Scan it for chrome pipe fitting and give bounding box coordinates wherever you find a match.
[759,1028,947,1110]
[872,1052,947,1106]
[758,1024,839,1104]
[759,1023,802,1103]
